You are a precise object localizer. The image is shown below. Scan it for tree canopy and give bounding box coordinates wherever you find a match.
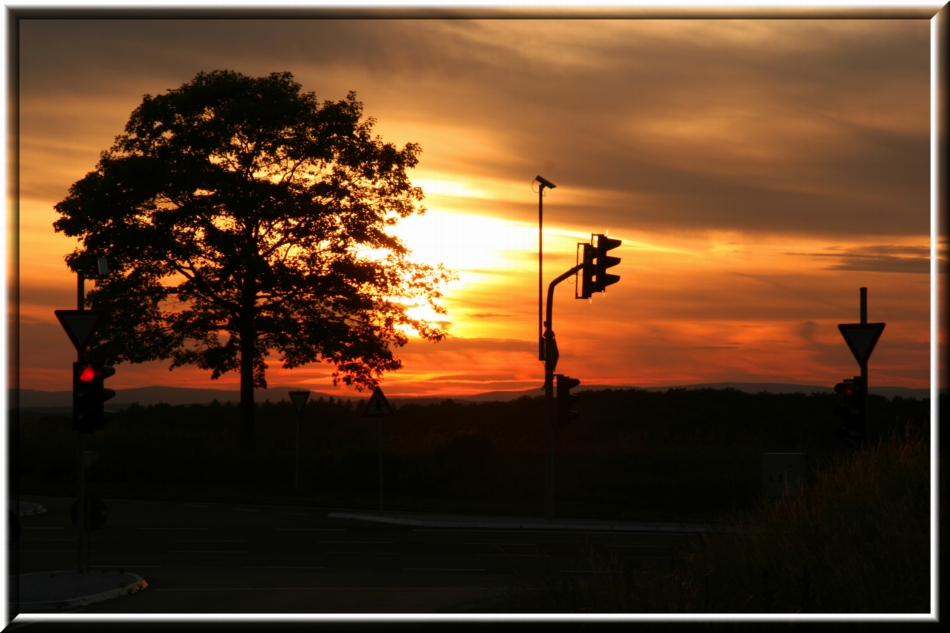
[53,70,455,443]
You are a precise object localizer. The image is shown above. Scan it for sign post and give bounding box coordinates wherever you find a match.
[837,287,885,446]
[55,308,105,575]
[289,391,311,493]
[363,387,394,511]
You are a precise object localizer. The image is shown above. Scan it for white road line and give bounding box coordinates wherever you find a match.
[413,529,643,535]
[130,501,161,504]
[475,554,549,558]
[463,542,537,546]
[19,549,78,552]
[168,540,247,543]
[156,588,329,591]
[93,566,162,569]
[309,541,393,544]
[275,528,345,531]
[322,550,402,556]
[22,527,63,530]
[403,568,485,572]
[242,566,325,570]
[281,512,312,516]
[139,527,210,531]
[167,550,247,554]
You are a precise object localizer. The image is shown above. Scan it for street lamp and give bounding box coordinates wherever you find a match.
[533,175,556,362]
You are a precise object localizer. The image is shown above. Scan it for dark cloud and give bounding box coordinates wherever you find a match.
[19,19,930,239]
[786,245,943,274]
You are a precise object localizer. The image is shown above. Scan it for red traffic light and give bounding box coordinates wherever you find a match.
[78,365,97,382]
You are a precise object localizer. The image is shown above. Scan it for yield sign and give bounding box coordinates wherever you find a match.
[54,310,104,355]
[838,323,886,366]
[363,386,394,417]
[288,390,310,414]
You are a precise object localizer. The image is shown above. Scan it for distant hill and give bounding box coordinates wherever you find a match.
[11,381,939,413]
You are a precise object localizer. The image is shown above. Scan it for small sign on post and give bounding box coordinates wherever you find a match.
[363,386,394,512]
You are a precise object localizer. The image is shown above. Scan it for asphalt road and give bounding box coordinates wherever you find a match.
[12,495,694,614]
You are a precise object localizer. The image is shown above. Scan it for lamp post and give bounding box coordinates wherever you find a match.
[534,176,556,362]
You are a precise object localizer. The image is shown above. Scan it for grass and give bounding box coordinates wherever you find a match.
[497,420,933,613]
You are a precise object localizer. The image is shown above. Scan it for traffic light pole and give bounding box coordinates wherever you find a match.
[860,287,869,445]
[76,272,86,574]
[543,263,583,521]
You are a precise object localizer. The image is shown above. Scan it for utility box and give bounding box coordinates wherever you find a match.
[762,453,805,497]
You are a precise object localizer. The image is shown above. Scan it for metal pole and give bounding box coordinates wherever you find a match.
[542,263,583,521]
[860,288,869,446]
[378,418,384,511]
[76,272,85,574]
[539,186,544,361]
[544,335,554,520]
[295,411,300,493]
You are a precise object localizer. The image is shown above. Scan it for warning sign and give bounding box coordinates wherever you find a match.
[363,386,394,417]
[838,323,886,366]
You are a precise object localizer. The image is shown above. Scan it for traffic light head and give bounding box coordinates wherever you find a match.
[833,376,865,447]
[592,234,621,293]
[555,374,581,426]
[73,362,116,433]
[576,243,595,300]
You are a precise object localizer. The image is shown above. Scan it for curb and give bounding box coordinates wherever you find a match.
[327,512,724,533]
[17,571,148,613]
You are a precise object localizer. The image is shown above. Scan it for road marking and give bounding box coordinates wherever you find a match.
[413,529,694,535]
[130,501,161,504]
[184,504,211,508]
[475,554,549,558]
[155,588,333,591]
[169,539,247,543]
[243,566,325,570]
[322,550,402,556]
[19,549,78,552]
[22,527,63,530]
[20,538,76,541]
[281,512,312,516]
[309,541,393,544]
[167,550,247,554]
[275,528,345,531]
[139,527,210,531]
[403,568,485,572]
[463,542,537,546]
[93,566,162,569]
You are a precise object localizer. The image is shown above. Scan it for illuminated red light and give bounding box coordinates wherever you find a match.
[79,366,97,382]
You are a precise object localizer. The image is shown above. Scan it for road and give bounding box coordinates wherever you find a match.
[13,495,695,614]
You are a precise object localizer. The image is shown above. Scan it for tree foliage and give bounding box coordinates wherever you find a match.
[54,70,455,439]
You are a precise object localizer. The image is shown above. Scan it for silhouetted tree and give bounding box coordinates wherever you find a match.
[54,70,454,446]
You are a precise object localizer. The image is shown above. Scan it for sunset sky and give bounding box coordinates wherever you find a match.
[13,16,944,398]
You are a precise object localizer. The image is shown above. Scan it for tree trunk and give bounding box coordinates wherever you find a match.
[239,318,256,447]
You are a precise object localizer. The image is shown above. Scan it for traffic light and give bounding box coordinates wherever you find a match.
[555,374,581,426]
[834,376,865,447]
[576,243,595,299]
[73,362,115,433]
[592,234,621,293]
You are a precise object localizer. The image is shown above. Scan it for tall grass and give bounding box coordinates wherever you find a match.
[501,420,932,613]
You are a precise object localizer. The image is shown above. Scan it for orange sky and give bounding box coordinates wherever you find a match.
[11,17,944,397]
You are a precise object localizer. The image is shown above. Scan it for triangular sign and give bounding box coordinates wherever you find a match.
[288,390,310,414]
[54,310,104,355]
[363,386,394,417]
[838,323,886,366]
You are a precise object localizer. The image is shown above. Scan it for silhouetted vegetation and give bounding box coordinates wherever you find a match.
[17,387,933,523]
[499,420,933,613]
